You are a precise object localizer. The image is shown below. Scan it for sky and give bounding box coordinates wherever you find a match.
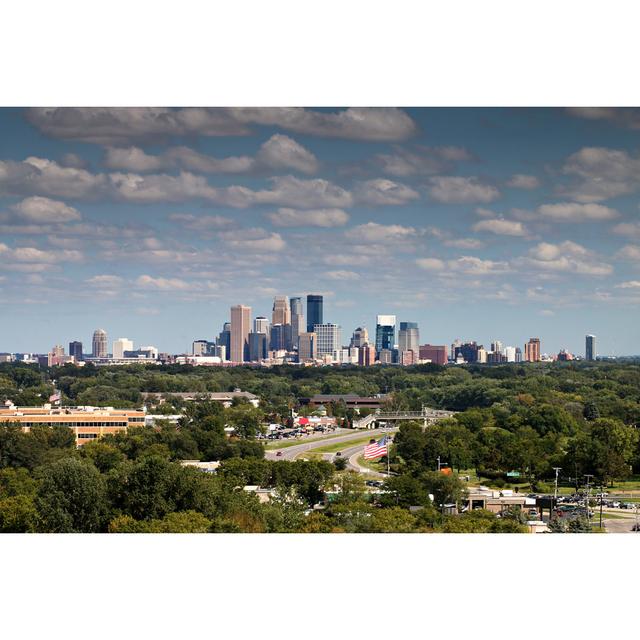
[1,107,639,356]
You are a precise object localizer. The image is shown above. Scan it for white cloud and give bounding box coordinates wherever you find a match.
[560,147,640,202]
[566,107,640,130]
[0,242,82,266]
[253,175,353,209]
[324,270,361,280]
[443,237,484,249]
[135,274,192,290]
[521,241,613,275]
[27,107,417,143]
[104,134,318,175]
[86,275,124,286]
[375,145,471,177]
[539,309,555,316]
[9,196,81,223]
[220,228,286,252]
[538,202,619,222]
[345,222,415,243]
[168,213,234,230]
[615,280,640,289]
[415,257,445,271]
[267,207,349,228]
[0,157,106,199]
[427,176,500,204]
[616,245,640,261]
[612,222,640,239]
[472,218,529,236]
[448,256,510,275]
[507,174,540,189]
[354,179,419,205]
[255,134,318,174]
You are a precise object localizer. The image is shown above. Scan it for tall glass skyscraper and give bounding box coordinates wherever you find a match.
[290,296,304,350]
[306,294,323,332]
[375,315,396,354]
[585,334,596,361]
[398,322,419,354]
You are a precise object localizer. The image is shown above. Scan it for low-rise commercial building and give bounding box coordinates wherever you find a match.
[0,403,146,446]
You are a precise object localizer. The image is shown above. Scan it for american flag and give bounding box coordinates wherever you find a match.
[364,435,388,460]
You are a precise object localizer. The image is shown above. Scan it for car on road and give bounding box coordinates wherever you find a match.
[276,451,283,457]
[335,451,342,457]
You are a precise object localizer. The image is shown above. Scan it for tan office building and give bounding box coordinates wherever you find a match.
[0,404,146,446]
[230,304,251,363]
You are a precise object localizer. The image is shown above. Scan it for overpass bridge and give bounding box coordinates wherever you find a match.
[353,406,455,429]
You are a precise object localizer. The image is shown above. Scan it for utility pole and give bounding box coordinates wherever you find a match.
[584,474,594,530]
[553,467,562,501]
[599,483,604,530]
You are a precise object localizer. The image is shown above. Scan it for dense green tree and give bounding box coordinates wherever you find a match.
[35,458,108,532]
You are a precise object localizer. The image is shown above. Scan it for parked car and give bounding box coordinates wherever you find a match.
[276,451,283,457]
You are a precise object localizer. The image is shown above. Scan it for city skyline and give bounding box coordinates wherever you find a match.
[1,108,640,355]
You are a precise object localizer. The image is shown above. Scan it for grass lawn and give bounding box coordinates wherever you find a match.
[356,455,388,473]
[264,432,344,450]
[304,434,377,455]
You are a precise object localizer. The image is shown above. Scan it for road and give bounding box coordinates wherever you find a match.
[265,427,397,464]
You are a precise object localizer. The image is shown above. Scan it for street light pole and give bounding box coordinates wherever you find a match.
[584,474,594,530]
[553,467,561,501]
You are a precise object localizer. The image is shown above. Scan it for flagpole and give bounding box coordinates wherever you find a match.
[386,427,390,477]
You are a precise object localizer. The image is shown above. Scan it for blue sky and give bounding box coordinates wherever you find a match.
[1,107,639,355]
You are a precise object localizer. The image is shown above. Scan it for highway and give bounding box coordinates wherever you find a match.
[265,427,397,465]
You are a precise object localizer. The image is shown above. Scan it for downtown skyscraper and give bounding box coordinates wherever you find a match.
[230,305,251,363]
[306,294,323,333]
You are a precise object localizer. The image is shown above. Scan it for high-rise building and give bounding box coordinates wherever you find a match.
[69,341,83,361]
[92,329,108,358]
[192,340,214,356]
[585,334,596,361]
[248,332,268,362]
[455,341,481,363]
[254,316,269,335]
[358,343,376,366]
[418,344,447,365]
[503,346,516,362]
[515,347,523,363]
[113,338,133,359]
[270,324,286,351]
[491,340,503,354]
[350,327,369,348]
[524,337,541,362]
[298,332,317,361]
[450,338,462,362]
[375,315,396,354]
[398,322,419,355]
[230,305,251,363]
[306,294,323,333]
[218,322,231,360]
[272,295,291,326]
[290,297,304,350]
[314,323,341,357]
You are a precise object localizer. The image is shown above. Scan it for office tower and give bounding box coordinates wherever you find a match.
[92,329,108,358]
[401,350,417,366]
[290,297,304,349]
[515,347,523,363]
[125,346,158,359]
[358,343,376,366]
[350,326,369,348]
[491,340,503,354]
[418,344,447,365]
[585,334,596,361]
[270,324,286,351]
[113,338,133,359]
[378,349,393,364]
[192,339,212,356]
[455,341,481,363]
[504,346,516,362]
[248,332,268,362]
[272,295,291,325]
[254,316,269,335]
[298,332,317,361]
[375,315,396,354]
[68,341,83,361]
[218,322,231,360]
[214,345,226,360]
[524,337,541,362]
[306,294,323,333]
[314,323,341,357]
[398,322,419,354]
[230,305,251,363]
[450,338,462,362]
